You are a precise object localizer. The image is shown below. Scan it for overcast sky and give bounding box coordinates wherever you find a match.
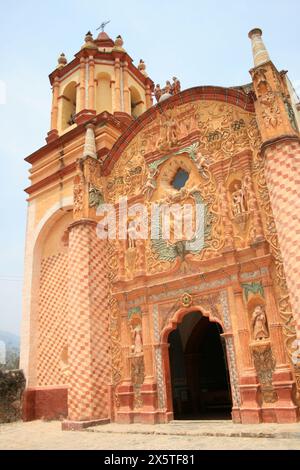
[0,0,299,336]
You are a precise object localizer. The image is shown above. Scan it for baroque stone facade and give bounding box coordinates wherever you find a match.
[21,28,300,428]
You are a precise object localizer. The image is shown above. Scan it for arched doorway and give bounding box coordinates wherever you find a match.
[168,312,232,419]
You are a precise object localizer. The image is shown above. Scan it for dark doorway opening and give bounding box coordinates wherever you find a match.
[168,313,232,420]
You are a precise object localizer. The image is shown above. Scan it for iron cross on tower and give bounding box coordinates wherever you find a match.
[96,20,111,33]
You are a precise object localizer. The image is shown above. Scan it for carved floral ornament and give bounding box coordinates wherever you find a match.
[103,98,300,401]
[103,101,259,204]
[103,104,263,276]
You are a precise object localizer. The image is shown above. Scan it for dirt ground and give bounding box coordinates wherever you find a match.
[0,420,300,450]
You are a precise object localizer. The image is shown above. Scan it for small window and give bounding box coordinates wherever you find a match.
[171,168,189,190]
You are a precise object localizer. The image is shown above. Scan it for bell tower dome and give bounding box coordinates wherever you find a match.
[47,29,154,143]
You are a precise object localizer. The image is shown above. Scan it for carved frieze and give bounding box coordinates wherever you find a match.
[252,343,277,404]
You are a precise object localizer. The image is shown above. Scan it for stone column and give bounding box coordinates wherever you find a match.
[234,287,253,371]
[50,78,59,131]
[88,55,95,111]
[122,61,130,114]
[83,124,97,159]
[145,81,153,109]
[262,279,299,423]
[116,309,134,423]
[248,28,270,67]
[62,219,111,430]
[229,284,261,424]
[47,78,60,142]
[79,57,86,112]
[264,139,300,340]
[248,29,300,340]
[111,79,116,113]
[140,305,159,422]
[114,57,121,112]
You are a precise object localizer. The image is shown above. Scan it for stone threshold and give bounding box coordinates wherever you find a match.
[84,422,300,440]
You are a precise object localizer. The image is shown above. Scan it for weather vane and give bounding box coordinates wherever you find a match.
[97,20,111,33]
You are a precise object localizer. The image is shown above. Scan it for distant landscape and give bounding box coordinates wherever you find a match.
[0,330,20,370]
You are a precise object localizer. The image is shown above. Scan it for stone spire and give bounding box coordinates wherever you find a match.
[83,124,97,159]
[248,28,270,67]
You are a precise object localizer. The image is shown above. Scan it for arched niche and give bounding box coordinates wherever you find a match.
[61,81,77,131]
[96,72,112,114]
[21,201,73,387]
[130,86,144,118]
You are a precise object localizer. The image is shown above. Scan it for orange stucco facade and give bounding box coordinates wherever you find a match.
[21,29,300,428]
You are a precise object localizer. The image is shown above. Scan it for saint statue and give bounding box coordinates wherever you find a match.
[171,76,181,95]
[165,80,172,94]
[142,167,157,200]
[127,222,136,249]
[251,305,269,341]
[131,324,143,355]
[231,183,247,216]
[154,84,162,102]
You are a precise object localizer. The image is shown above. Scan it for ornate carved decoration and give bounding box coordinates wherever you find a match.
[107,241,122,407]
[104,101,256,204]
[128,311,145,408]
[260,92,282,129]
[242,281,264,301]
[73,173,84,216]
[131,355,145,409]
[88,185,104,208]
[250,64,297,140]
[252,343,277,403]
[181,293,193,308]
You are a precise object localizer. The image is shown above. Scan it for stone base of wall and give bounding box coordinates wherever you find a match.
[22,386,68,421]
[0,369,26,423]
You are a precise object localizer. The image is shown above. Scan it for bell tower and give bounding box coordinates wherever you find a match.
[248,28,300,340]
[21,28,154,427]
[47,29,154,142]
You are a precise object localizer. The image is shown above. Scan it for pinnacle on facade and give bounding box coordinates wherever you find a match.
[83,124,97,159]
[248,28,271,67]
[57,52,67,69]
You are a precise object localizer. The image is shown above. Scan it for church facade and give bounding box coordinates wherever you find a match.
[20,28,300,428]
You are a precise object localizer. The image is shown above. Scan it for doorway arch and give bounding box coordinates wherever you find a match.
[161,306,233,421]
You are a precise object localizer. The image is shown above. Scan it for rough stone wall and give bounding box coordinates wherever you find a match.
[0,369,26,423]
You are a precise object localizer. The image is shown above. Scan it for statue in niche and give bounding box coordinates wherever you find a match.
[127,221,136,249]
[251,305,269,341]
[142,167,158,200]
[130,323,143,355]
[231,183,247,216]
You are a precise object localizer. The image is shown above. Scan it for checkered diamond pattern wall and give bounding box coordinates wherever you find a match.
[67,221,111,421]
[265,140,300,338]
[38,253,68,386]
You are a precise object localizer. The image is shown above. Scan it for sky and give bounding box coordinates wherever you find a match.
[0,0,299,336]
